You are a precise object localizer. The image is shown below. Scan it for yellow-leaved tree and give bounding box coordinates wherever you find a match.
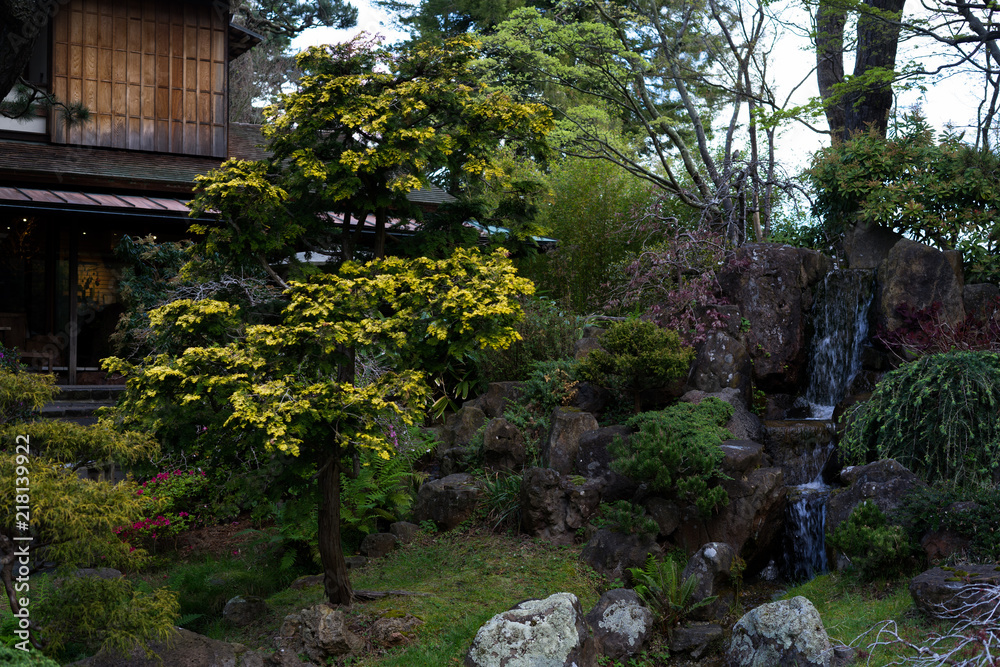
[105,248,534,605]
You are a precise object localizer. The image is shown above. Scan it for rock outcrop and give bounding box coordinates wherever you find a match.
[585,589,654,661]
[726,596,837,667]
[876,239,965,332]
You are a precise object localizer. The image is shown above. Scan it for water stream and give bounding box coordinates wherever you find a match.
[784,269,874,580]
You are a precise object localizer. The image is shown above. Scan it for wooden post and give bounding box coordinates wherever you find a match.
[68,230,78,385]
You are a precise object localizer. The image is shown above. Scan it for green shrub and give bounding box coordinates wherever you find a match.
[0,368,56,426]
[577,319,694,412]
[839,351,1000,487]
[610,399,732,517]
[0,647,60,666]
[827,501,917,581]
[896,484,1000,561]
[340,447,423,537]
[595,501,659,538]
[474,296,584,384]
[482,471,523,531]
[628,554,715,635]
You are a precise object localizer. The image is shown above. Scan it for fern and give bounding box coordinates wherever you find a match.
[340,448,422,536]
[628,554,716,635]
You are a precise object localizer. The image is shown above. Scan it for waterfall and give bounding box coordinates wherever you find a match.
[805,269,874,420]
[784,483,830,581]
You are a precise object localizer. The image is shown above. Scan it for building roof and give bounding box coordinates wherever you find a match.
[0,185,191,220]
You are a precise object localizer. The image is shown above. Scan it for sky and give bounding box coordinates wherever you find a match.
[288,0,990,175]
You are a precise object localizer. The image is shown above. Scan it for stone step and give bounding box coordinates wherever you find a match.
[40,401,116,418]
[53,384,126,401]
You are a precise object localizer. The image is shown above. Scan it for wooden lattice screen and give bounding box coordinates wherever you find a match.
[50,0,228,157]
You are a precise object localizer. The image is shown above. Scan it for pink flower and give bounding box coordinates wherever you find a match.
[136,489,143,495]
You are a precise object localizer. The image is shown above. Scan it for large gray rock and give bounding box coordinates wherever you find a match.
[679,388,763,442]
[687,331,753,405]
[909,565,1000,619]
[585,589,653,661]
[964,283,1000,322]
[673,467,786,571]
[465,593,596,667]
[276,604,363,664]
[575,425,637,502]
[719,440,764,476]
[413,473,484,531]
[389,521,420,545]
[359,532,398,559]
[72,627,264,667]
[465,382,525,419]
[717,243,833,393]
[842,223,902,270]
[580,528,660,582]
[222,595,268,628]
[826,459,926,533]
[726,596,835,667]
[544,407,600,476]
[442,406,488,452]
[482,418,526,472]
[520,467,604,544]
[877,238,965,332]
[682,542,737,622]
[671,622,724,658]
[570,382,611,414]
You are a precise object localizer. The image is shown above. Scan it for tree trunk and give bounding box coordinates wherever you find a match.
[0,0,43,102]
[816,0,847,139]
[317,449,352,606]
[842,0,906,138]
[374,207,387,258]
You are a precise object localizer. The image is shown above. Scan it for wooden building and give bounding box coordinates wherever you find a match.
[0,0,262,382]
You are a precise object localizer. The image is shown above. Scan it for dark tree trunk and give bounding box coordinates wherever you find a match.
[842,0,906,139]
[816,0,847,139]
[0,0,43,102]
[318,448,353,605]
[373,207,387,259]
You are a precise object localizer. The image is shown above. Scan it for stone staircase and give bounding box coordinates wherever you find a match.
[40,385,126,424]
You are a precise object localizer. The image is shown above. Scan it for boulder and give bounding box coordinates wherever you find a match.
[571,382,611,414]
[389,521,420,545]
[726,596,835,667]
[826,459,926,533]
[412,473,484,531]
[877,239,965,333]
[679,388,763,442]
[345,556,368,569]
[465,593,596,667]
[464,382,524,419]
[369,612,423,646]
[580,528,660,582]
[482,418,526,472]
[440,446,471,476]
[585,589,653,661]
[222,595,268,628]
[842,223,902,270]
[687,331,753,405]
[671,622,724,658]
[360,532,398,559]
[717,243,833,393]
[575,425,637,502]
[276,604,364,663]
[921,530,971,562]
[719,440,764,476]
[682,542,737,622]
[964,283,1000,322]
[646,496,681,538]
[575,337,604,360]
[672,467,786,571]
[909,565,1000,619]
[762,420,836,486]
[442,406,487,452]
[71,627,264,667]
[544,408,600,476]
[520,467,604,544]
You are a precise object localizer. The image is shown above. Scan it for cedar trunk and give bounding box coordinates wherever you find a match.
[318,450,353,605]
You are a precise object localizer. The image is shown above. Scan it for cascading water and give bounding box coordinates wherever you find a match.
[784,268,874,580]
[805,269,875,420]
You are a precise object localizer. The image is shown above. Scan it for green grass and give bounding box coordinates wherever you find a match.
[782,572,952,666]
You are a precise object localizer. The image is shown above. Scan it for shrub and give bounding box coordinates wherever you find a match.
[474,296,584,384]
[628,554,715,635]
[482,471,523,532]
[595,500,659,538]
[876,301,1000,359]
[577,319,694,412]
[0,367,56,426]
[896,484,1000,561]
[611,399,732,517]
[839,350,1000,487]
[827,501,916,581]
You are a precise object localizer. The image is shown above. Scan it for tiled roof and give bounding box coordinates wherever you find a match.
[0,185,191,217]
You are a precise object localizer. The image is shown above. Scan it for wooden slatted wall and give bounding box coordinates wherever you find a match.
[51,0,227,157]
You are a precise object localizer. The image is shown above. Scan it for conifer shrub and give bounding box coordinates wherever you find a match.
[827,501,917,581]
[610,398,732,517]
[577,319,694,412]
[840,350,1000,487]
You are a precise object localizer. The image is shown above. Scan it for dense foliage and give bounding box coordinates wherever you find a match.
[827,501,916,581]
[809,116,1000,283]
[577,319,694,412]
[897,484,1000,562]
[840,351,1000,487]
[610,398,732,516]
